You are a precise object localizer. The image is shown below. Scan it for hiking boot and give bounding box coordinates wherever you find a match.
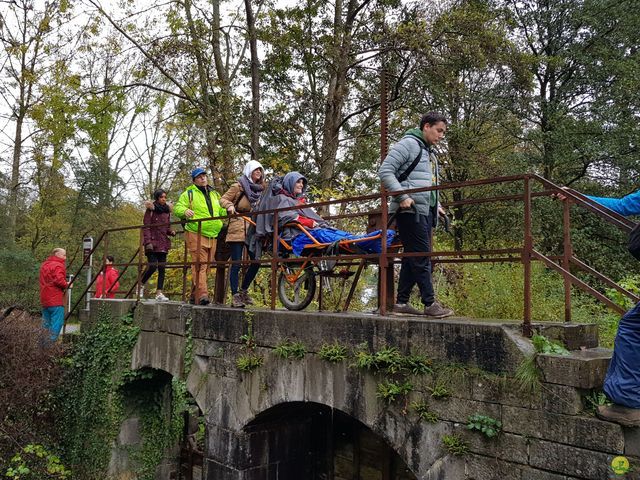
[424,301,454,318]
[231,293,245,308]
[155,292,169,302]
[392,303,423,316]
[198,298,210,306]
[597,404,640,427]
[239,289,254,305]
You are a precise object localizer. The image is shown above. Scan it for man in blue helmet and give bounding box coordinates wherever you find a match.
[174,167,227,305]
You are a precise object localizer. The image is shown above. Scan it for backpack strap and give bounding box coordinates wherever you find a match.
[187,189,194,209]
[397,138,426,183]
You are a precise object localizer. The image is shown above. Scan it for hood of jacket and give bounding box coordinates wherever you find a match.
[282,171,307,197]
[243,160,264,183]
[405,128,429,148]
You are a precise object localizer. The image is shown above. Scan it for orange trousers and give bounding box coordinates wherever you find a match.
[185,231,217,302]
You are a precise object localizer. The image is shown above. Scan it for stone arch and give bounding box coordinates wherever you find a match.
[204,355,456,478]
[241,401,419,479]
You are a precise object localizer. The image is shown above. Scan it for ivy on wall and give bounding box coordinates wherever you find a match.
[56,306,187,479]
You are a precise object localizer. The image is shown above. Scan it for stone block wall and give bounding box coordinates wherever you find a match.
[91,300,640,480]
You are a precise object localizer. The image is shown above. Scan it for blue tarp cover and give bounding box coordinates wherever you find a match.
[291,228,396,256]
[604,301,640,408]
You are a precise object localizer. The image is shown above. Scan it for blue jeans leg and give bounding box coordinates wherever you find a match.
[229,242,244,294]
[42,306,65,341]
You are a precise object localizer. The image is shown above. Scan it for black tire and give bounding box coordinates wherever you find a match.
[278,268,316,311]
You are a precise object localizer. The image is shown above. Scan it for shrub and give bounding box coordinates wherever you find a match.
[0,250,40,311]
[0,310,65,473]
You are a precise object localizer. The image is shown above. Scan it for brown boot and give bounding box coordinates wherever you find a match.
[231,293,245,308]
[239,289,254,305]
[597,404,640,427]
[423,301,454,318]
[392,303,422,316]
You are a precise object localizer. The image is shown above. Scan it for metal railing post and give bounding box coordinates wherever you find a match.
[136,229,144,299]
[563,198,572,323]
[270,211,279,310]
[100,232,109,298]
[194,221,202,302]
[523,176,533,337]
[380,190,389,315]
[182,235,188,302]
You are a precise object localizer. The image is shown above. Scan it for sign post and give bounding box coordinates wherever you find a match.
[83,237,93,310]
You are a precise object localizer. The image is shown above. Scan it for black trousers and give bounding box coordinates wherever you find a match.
[396,212,435,306]
[141,252,167,290]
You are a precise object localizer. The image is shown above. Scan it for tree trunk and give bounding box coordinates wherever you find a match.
[7,112,25,246]
[318,0,361,209]
[245,0,261,161]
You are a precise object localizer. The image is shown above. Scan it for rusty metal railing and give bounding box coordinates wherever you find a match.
[64,174,638,337]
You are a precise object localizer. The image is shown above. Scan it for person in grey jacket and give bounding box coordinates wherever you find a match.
[378,112,454,318]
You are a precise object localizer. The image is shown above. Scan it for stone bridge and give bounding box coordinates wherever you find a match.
[92,300,639,480]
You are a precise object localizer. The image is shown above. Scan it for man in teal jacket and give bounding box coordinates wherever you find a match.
[378,112,453,318]
[175,168,227,305]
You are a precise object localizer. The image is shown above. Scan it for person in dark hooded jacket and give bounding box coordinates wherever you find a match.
[247,172,326,258]
[141,189,175,301]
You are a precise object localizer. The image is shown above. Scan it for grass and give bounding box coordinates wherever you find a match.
[376,380,413,404]
[274,340,307,359]
[411,401,438,423]
[515,355,541,393]
[442,435,468,456]
[236,354,264,372]
[318,342,349,363]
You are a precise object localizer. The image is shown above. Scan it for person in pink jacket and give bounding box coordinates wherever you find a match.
[95,256,120,299]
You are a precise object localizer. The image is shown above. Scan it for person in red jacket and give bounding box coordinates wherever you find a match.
[39,248,70,341]
[95,256,120,299]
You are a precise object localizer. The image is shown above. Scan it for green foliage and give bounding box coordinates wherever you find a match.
[531,335,569,355]
[318,342,349,363]
[441,435,469,456]
[606,276,640,311]
[467,414,502,438]
[274,340,307,359]
[411,401,438,423]
[429,382,451,399]
[236,354,264,372]
[584,390,611,414]
[515,355,542,393]
[57,307,140,478]
[130,378,188,480]
[5,444,70,479]
[376,380,413,405]
[352,345,432,375]
[0,250,40,310]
